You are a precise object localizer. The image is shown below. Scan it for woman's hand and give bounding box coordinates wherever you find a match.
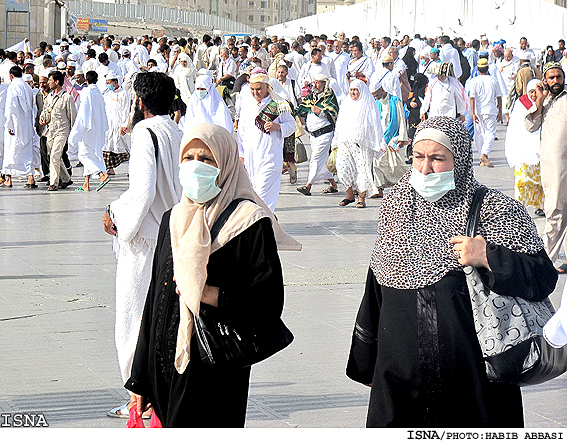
[131,393,151,417]
[449,235,491,270]
[264,121,281,132]
[175,283,219,307]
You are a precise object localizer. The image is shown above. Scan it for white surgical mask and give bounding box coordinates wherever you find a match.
[196,90,208,99]
[408,167,455,202]
[178,160,221,204]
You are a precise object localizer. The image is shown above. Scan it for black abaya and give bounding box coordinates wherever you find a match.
[126,210,285,427]
[347,245,557,427]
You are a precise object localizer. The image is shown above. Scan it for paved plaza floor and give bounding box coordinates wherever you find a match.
[1,124,566,428]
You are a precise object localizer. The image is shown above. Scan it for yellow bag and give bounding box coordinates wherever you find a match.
[327,147,337,174]
[295,116,306,138]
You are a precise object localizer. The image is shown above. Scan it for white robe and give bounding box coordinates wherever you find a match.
[109,115,182,383]
[0,84,7,166]
[347,56,375,82]
[96,61,123,93]
[2,78,34,176]
[173,63,197,106]
[104,88,131,154]
[68,84,109,176]
[331,51,350,94]
[236,88,296,212]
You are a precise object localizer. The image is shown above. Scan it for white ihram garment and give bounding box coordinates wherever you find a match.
[236,89,296,212]
[68,84,109,175]
[0,84,7,166]
[2,78,34,176]
[109,115,183,383]
[306,112,334,184]
[104,88,131,154]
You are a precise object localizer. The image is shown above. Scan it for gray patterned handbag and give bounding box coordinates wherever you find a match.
[464,187,567,386]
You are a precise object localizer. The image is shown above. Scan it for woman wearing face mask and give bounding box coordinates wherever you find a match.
[346,116,557,427]
[126,123,300,427]
[179,74,233,134]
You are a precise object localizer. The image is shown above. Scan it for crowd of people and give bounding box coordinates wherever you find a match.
[1,29,567,428]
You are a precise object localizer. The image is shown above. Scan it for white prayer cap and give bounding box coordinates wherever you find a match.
[24,58,34,65]
[278,61,288,68]
[178,52,190,62]
[420,47,430,58]
[67,61,77,67]
[75,69,84,75]
[122,48,131,56]
[112,41,120,46]
[105,73,119,80]
[60,41,69,47]
[527,79,540,92]
[480,35,488,41]
[172,44,181,52]
[22,74,33,82]
[312,73,328,82]
[283,53,294,62]
[57,61,66,69]
[67,54,77,61]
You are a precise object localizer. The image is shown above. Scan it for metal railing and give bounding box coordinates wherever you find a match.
[67,1,262,35]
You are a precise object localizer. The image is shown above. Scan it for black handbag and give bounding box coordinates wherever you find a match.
[193,198,294,367]
[465,186,567,386]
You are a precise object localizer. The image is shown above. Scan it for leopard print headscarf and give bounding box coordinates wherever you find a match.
[370,116,544,290]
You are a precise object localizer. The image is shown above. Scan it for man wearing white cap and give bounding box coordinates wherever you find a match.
[117,49,139,79]
[329,40,350,95]
[1,66,36,188]
[59,41,70,63]
[469,58,502,167]
[299,48,334,90]
[236,71,296,212]
[103,73,131,175]
[172,52,196,106]
[295,73,339,196]
[73,70,87,91]
[69,70,110,192]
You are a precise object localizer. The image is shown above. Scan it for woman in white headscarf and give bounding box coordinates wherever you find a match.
[504,79,544,216]
[180,74,233,134]
[333,79,386,208]
[126,123,300,427]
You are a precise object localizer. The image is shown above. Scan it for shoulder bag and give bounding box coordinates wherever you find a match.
[193,198,294,368]
[464,186,567,386]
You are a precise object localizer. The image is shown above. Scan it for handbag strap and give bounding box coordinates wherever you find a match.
[147,128,159,161]
[210,198,254,242]
[465,186,489,238]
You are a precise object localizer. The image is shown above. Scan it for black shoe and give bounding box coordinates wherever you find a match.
[39,176,50,182]
[67,167,73,176]
[59,180,73,189]
[535,208,545,217]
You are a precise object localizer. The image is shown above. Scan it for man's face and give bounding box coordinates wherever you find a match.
[342,43,350,54]
[148,61,156,69]
[312,79,326,93]
[180,60,188,68]
[545,68,565,96]
[34,48,42,58]
[47,76,57,90]
[106,79,118,90]
[402,36,409,46]
[504,50,513,61]
[520,38,527,50]
[67,67,75,77]
[221,50,229,60]
[102,59,109,66]
[338,33,345,41]
[249,82,269,102]
[456,40,465,51]
[17,53,24,64]
[276,67,288,82]
[560,41,565,50]
[431,51,439,61]
[388,47,398,59]
[271,36,277,43]
[380,38,388,49]
[312,52,323,63]
[231,48,238,58]
[333,41,341,53]
[351,46,361,59]
[238,47,247,59]
[251,40,260,51]
[39,77,49,91]
[75,74,85,84]
[112,44,120,52]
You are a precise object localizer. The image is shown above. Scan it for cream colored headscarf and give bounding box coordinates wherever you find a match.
[169,123,301,373]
